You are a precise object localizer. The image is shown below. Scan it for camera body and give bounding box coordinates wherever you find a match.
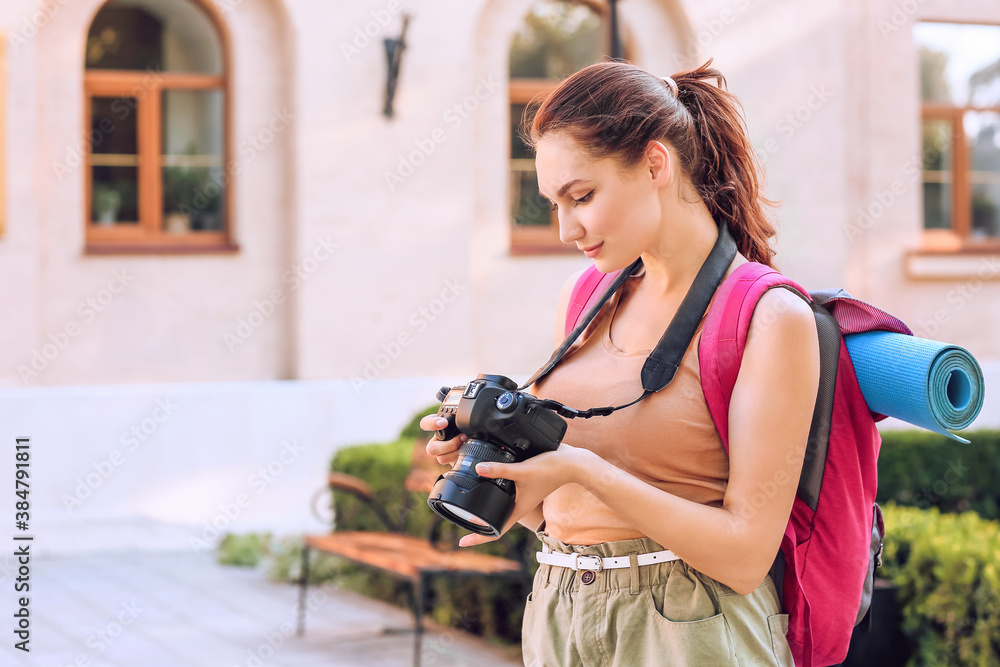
[428,374,567,536]
[434,374,566,460]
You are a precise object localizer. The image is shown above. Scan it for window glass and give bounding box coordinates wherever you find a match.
[509,1,611,248]
[916,23,1000,107]
[511,103,532,160]
[90,96,140,225]
[921,119,952,231]
[510,102,550,226]
[161,90,224,231]
[509,1,604,79]
[86,0,222,74]
[966,110,1000,238]
[511,169,552,227]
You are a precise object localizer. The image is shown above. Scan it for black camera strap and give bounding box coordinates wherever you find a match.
[520,221,738,420]
[520,257,644,393]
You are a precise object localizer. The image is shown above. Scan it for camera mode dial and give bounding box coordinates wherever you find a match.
[495,392,517,413]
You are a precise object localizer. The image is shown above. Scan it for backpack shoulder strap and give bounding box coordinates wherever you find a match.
[564,266,622,338]
[698,262,813,455]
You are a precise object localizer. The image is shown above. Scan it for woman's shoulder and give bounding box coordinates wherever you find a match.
[553,266,591,346]
[556,266,590,314]
[754,286,814,324]
[745,286,818,361]
[560,266,591,295]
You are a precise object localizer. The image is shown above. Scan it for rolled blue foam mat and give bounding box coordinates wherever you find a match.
[844,331,985,444]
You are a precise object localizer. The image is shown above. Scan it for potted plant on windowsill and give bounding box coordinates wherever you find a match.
[163,166,207,234]
[93,183,122,225]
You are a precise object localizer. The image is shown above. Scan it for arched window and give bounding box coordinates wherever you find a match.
[84,0,231,252]
[508,0,627,254]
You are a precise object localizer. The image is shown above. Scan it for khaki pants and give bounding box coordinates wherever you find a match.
[522,530,794,667]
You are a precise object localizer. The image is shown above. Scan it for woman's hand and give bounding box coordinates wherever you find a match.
[457,443,594,547]
[419,414,467,465]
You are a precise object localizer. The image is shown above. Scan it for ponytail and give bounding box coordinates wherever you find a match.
[525,59,777,267]
[671,61,776,266]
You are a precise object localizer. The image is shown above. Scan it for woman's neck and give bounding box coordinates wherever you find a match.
[638,200,720,298]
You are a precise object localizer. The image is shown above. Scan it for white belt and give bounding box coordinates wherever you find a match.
[536,545,680,572]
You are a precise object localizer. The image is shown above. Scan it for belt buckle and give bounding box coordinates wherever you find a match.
[572,553,604,572]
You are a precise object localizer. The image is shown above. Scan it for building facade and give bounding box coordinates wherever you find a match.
[0,0,996,541]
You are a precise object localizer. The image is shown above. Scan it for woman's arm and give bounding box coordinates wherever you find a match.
[467,287,820,595]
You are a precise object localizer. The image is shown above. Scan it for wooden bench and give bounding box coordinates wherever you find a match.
[296,440,529,666]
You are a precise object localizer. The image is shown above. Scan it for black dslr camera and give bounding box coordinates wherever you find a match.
[427,374,567,537]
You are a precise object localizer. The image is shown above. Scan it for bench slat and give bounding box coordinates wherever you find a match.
[304,532,522,580]
[327,472,374,500]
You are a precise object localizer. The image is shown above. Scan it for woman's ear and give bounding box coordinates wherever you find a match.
[646,140,673,187]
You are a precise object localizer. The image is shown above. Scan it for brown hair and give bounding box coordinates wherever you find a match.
[522,60,777,267]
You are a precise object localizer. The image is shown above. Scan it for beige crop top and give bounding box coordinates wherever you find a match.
[533,271,730,545]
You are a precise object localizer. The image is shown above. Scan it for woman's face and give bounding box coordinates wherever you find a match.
[535,132,667,272]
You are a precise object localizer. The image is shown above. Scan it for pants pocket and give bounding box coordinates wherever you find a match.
[522,588,536,631]
[521,589,538,666]
[641,588,740,666]
[767,613,794,666]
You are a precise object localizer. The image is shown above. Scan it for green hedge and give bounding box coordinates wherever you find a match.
[215,532,348,587]
[216,532,272,567]
[328,422,535,643]
[880,503,1000,666]
[877,430,1000,521]
[399,402,441,440]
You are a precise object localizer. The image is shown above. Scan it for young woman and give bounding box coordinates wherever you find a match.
[421,60,819,666]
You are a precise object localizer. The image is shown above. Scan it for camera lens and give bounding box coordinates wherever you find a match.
[427,439,517,536]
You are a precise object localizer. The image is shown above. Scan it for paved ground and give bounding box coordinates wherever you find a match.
[2,547,523,667]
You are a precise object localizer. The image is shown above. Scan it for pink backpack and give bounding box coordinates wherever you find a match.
[566,261,912,667]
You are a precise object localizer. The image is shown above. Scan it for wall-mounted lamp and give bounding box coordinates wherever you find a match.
[383,14,410,119]
[609,0,622,60]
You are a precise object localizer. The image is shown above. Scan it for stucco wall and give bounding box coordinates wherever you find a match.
[0,0,296,387]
